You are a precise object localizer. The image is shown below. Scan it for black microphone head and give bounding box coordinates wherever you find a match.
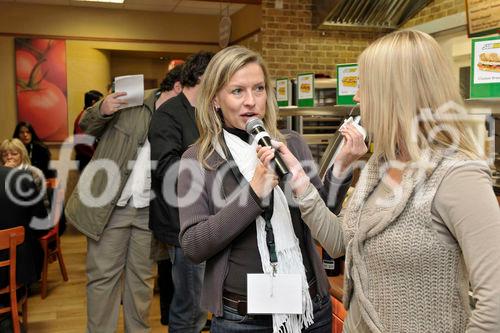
[245,117,264,134]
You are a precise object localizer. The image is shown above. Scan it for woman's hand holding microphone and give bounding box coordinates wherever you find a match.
[255,124,368,197]
[256,142,310,196]
[250,160,279,199]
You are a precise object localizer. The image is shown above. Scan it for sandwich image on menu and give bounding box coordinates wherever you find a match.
[300,82,311,93]
[472,38,500,95]
[342,76,358,87]
[478,52,500,73]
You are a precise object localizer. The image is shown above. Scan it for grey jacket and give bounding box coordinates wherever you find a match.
[65,91,157,240]
[177,130,352,316]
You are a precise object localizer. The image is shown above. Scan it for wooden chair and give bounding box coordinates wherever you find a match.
[39,181,68,299]
[0,226,28,333]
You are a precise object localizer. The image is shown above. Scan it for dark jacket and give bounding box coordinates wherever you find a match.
[149,92,199,246]
[0,166,48,289]
[73,109,96,172]
[177,130,352,316]
[65,91,157,241]
[26,141,54,179]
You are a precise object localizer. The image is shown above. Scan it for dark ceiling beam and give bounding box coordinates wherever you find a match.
[194,0,262,5]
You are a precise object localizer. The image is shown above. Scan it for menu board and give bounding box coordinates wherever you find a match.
[297,73,314,107]
[336,63,359,105]
[465,0,500,37]
[470,35,500,99]
[276,78,289,107]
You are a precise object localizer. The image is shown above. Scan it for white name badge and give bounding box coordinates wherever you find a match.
[247,273,302,314]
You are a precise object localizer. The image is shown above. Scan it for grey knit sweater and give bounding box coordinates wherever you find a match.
[343,153,472,332]
[296,152,500,332]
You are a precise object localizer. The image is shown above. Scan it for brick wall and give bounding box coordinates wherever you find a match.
[236,32,262,52]
[259,0,381,79]
[402,0,465,28]
[236,0,465,79]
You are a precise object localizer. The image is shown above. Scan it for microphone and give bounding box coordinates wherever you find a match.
[245,117,290,179]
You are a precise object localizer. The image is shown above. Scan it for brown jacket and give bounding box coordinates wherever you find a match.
[177,130,352,316]
[65,90,157,240]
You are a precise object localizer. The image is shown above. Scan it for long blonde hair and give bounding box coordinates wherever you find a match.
[358,30,480,162]
[196,45,283,168]
[0,138,31,166]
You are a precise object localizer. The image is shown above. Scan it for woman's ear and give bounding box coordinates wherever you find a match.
[213,97,220,109]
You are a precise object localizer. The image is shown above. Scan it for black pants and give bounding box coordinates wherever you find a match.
[158,258,174,322]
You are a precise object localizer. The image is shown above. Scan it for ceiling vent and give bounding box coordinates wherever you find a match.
[313,0,433,32]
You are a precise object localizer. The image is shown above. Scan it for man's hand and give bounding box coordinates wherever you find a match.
[99,92,129,116]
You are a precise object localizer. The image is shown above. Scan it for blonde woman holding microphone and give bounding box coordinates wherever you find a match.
[177,45,365,333]
[259,30,500,333]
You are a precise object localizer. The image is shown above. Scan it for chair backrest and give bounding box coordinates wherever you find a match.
[0,226,25,252]
[0,226,25,290]
[45,178,58,189]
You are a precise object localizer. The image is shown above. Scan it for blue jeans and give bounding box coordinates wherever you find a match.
[211,294,332,333]
[168,246,207,333]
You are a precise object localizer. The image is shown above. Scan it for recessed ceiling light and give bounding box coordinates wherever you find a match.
[74,0,125,3]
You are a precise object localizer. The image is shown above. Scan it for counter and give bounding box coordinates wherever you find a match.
[328,274,346,333]
[328,275,344,301]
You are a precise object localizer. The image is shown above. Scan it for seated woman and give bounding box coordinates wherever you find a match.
[177,46,362,333]
[1,138,50,208]
[13,121,54,179]
[1,138,64,235]
[259,30,500,332]
[0,163,49,301]
[1,138,45,189]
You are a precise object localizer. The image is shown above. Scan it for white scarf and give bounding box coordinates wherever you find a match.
[220,130,313,333]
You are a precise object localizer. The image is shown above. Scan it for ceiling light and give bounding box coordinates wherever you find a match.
[74,0,125,3]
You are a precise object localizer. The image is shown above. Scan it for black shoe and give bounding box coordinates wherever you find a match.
[160,315,169,326]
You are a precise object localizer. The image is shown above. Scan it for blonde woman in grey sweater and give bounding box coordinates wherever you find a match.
[258,30,500,332]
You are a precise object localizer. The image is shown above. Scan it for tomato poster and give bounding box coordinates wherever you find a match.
[15,38,68,142]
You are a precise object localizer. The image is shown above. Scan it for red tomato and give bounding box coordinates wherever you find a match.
[31,39,67,95]
[17,80,67,140]
[15,49,42,84]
